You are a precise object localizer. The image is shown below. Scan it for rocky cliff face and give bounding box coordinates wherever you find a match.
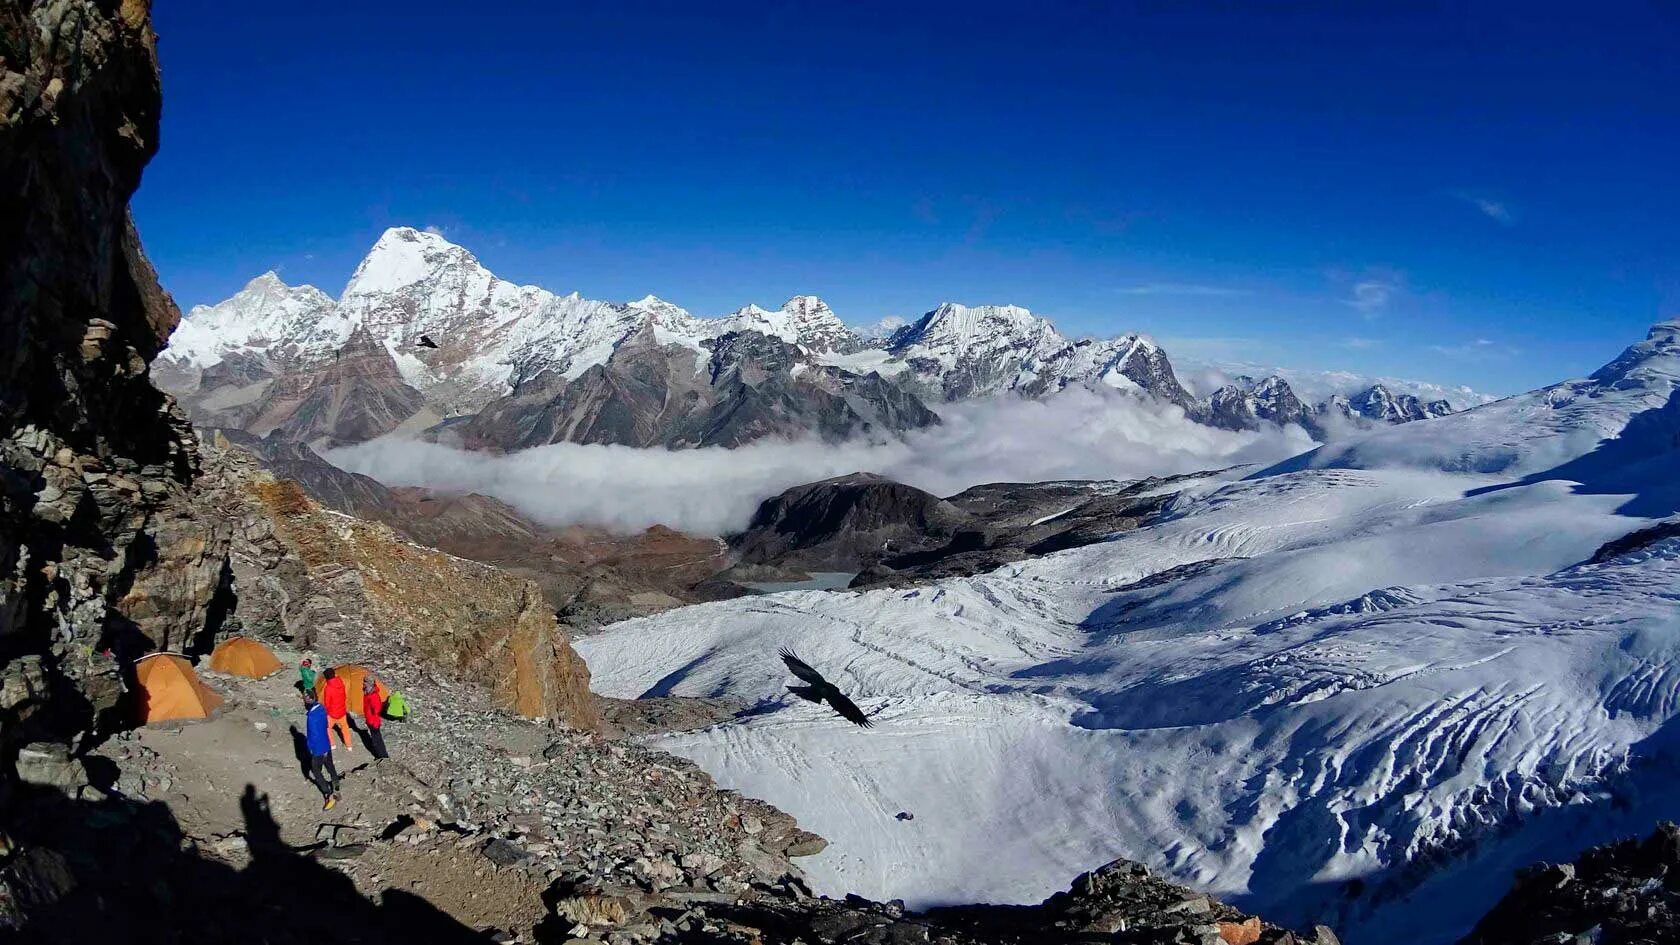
[0,0,232,747]
[190,439,598,728]
[240,325,427,447]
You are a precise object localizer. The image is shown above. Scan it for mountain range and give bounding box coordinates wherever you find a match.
[156,227,1466,450]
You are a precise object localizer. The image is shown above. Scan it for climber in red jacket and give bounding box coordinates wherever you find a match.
[361,676,389,760]
[321,668,353,752]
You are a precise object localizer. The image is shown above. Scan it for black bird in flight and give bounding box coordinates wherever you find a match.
[780,648,872,728]
[417,335,439,349]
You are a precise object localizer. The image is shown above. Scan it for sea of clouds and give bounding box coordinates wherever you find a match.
[326,388,1316,534]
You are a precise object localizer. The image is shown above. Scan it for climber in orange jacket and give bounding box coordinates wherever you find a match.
[321,668,354,752]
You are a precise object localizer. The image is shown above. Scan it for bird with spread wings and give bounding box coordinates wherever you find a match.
[779,648,873,728]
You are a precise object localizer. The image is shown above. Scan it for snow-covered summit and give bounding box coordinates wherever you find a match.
[714,296,861,353]
[881,302,1203,407]
[164,271,341,368]
[340,226,478,297]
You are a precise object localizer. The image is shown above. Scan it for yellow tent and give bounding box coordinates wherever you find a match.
[208,637,282,678]
[314,664,388,717]
[135,653,224,723]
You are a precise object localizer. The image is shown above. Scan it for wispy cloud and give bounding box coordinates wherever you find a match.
[1340,337,1381,350]
[423,224,450,237]
[1343,278,1401,316]
[1430,338,1518,360]
[1115,283,1250,298]
[1453,191,1515,226]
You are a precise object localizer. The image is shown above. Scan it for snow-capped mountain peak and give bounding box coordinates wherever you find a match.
[781,295,834,320]
[715,295,860,352]
[625,294,695,323]
[165,271,340,368]
[341,226,485,298]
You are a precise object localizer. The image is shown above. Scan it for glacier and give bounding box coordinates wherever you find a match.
[576,318,1680,944]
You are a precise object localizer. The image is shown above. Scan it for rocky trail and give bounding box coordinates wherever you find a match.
[12,634,826,943]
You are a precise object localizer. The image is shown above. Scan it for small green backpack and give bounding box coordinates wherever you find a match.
[384,689,409,720]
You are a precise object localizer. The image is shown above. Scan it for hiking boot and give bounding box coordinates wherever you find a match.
[323,794,337,811]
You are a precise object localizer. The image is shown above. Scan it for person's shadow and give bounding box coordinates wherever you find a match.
[288,725,312,779]
[5,780,486,944]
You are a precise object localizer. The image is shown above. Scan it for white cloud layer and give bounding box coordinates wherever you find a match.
[325,389,1316,535]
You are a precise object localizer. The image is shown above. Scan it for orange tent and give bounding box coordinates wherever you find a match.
[208,637,282,678]
[135,653,224,723]
[314,664,389,717]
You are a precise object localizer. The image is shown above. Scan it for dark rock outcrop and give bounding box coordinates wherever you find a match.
[1,0,231,746]
[727,472,1216,590]
[1588,519,1680,563]
[647,856,1322,944]
[729,473,971,572]
[1461,822,1680,945]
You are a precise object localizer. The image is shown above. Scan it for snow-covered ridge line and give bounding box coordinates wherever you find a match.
[160,226,1489,433]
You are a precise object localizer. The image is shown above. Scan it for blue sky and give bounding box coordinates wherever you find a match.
[136,2,1676,395]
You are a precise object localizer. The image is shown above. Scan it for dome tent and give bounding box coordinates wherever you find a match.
[208,636,282,678]
[134,653,223,723]
[314,664,388,716]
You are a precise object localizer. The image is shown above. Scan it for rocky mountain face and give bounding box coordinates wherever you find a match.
[160,232,1459,453]
[1339,383,1455,423]
[452,325,939,450]
[240,326,427,447]
[0,0,231,748]
[1208,375,1319,433]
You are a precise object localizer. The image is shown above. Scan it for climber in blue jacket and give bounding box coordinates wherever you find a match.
[303,690,341,810]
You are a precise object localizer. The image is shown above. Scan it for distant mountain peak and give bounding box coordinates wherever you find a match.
[782,295,834,317]
[343,226,489,299]
[626,294,694,322]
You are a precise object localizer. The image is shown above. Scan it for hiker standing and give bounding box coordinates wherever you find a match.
[298,657,317,694]
[361,677,390,760]
[321,668,354,752]
[304,691,341,810]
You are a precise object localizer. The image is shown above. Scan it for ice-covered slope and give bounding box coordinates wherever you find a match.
[577,318,1680,945]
